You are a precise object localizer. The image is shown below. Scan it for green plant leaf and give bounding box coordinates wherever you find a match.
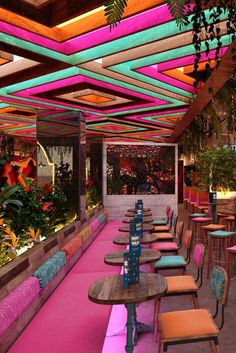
[104,0,128,28]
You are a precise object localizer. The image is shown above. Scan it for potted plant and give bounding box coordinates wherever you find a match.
[195,146,236,192]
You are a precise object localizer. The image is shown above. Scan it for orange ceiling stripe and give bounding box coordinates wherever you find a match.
[0,8,61,40]
[163,61,217,86]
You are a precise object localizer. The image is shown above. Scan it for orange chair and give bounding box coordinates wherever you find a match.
[154,243,205,339]
[158,266,228,353]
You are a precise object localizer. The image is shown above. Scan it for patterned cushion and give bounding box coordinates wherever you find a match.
[90,218,101,232]
[0,277,40,336]
[33,251,66,289]
[61,235,83,259]
[210,266,226,301]
[79,226,93,243]
[97,213,106,223]
[153,255,186,268]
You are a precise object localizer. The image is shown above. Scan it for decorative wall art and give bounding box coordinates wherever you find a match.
[106,144,175,195]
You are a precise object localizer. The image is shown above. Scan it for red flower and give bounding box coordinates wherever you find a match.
[25,186,31,192]
[43,183,52,194]
[40,201,54,212]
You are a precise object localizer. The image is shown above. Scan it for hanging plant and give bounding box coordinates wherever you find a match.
[177,113,207,157]
[104,1,236,85]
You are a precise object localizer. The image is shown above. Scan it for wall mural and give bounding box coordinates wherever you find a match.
[107,144,175,195]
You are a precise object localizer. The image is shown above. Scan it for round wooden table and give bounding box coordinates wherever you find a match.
[88,273,167,353]
[104,248,161,266]
[119,224,154,232]
[113,233,161,245]
[127,207,151,213]
[122,216,153,224]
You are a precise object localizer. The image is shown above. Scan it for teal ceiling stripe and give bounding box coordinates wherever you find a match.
[109,63,193,98]
[131,35,231,69]
[79,68,183,105]
[4,67,80,94]
[70,8,228,65]
[0,33,71,64]
[0,9,228,69]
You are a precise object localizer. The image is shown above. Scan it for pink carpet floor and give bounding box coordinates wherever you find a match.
[7,222,125,353]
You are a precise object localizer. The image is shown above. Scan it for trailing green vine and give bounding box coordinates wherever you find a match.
[104,1,236,86]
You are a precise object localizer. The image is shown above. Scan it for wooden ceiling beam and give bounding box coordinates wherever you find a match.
[167,39,236,142]
[0,0,50,26]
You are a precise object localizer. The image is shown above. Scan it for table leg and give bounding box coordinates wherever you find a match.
[125,304,135,353]
[132,303,154,334]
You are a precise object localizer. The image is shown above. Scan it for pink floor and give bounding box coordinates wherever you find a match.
[7,222,125,353]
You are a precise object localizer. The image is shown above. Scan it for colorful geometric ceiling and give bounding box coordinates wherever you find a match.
[0,0,234,142]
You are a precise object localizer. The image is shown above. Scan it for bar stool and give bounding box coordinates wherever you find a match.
[192,217,212,244]
[217,212,227,225]
[201,223,226,247]
[188,213,207,229]
[207,230,236,279]
[226,245,236,303]
[224,216,235,231]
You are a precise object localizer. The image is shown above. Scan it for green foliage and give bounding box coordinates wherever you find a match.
[104,1,236,86]
[0,182,68,267]
[177,114,207,157]
[166,0,189,26]
[195,146,236,191]
[105,0,128,29]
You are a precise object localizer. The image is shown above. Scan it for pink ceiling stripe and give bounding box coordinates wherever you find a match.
[158,47,228,71]
[0,21,67,53]
[0,5,172,54]
[66,5,173,53]
[14,75,168,104]
[137,67,196,93]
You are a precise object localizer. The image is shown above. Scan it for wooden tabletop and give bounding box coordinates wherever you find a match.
[125,211,152,217]
[113,233,161,245]
[88,272,167,305]
[119,224,154,232]
[127,208,151,213]
[104,248,161,266]
[122,216,153,224]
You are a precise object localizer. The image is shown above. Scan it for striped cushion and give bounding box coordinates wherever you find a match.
[0,277,40,336]
[33,251,66,289]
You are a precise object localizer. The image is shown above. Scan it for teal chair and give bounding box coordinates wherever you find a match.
[151,205,171,226]
[152,229,193,273]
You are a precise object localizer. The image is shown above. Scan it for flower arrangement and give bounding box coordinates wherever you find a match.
[0,182,68,266]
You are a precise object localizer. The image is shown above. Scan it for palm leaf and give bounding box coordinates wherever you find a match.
[104,0,128,29]
[165,0,189,26]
